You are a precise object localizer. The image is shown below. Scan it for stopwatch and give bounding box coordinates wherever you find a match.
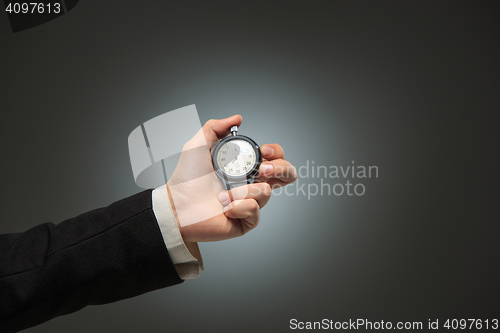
[211,126,262,190]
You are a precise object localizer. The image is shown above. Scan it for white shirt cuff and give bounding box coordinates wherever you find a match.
[152,185,202,279]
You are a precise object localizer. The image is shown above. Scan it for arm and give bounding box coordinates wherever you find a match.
[0,190,182,333]
[0,115,297,332]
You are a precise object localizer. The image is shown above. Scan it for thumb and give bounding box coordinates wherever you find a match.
[203,115,242,144]
[182,114,243,152]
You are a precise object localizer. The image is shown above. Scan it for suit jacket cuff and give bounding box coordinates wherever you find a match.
[152,185,203,279]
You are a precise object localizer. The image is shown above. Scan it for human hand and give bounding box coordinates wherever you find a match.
[167,115,297,242]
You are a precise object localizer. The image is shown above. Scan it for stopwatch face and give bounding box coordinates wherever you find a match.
[215,139,258,177]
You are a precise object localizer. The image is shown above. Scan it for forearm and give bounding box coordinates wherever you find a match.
[0,190,182,332]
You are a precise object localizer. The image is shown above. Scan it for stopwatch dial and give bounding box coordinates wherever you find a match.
[217,139,257,176]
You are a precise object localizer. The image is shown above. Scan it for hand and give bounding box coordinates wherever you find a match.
[166,115,297,242]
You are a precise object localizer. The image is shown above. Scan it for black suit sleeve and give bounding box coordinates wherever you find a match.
[0,190,183,332]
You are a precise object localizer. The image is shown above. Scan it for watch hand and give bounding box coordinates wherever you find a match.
[226,143,240,164]
[230,155,239,164]
[220,152,239,168]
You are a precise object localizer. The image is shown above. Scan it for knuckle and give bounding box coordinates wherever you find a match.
[205,119,217,128]
[274,144,284,158]
[248,199,260,213]
[289,165,298,180]
[278,145,284,155]
[260,182,272,196]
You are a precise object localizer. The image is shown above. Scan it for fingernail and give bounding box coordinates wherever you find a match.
[262,146,274,156]
[260,163,273,175]
[218,191,230,204]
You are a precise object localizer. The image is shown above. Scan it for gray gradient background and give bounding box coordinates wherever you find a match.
[1,1,498,332]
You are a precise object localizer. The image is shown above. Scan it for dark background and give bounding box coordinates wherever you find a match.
[1,1,498,332]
